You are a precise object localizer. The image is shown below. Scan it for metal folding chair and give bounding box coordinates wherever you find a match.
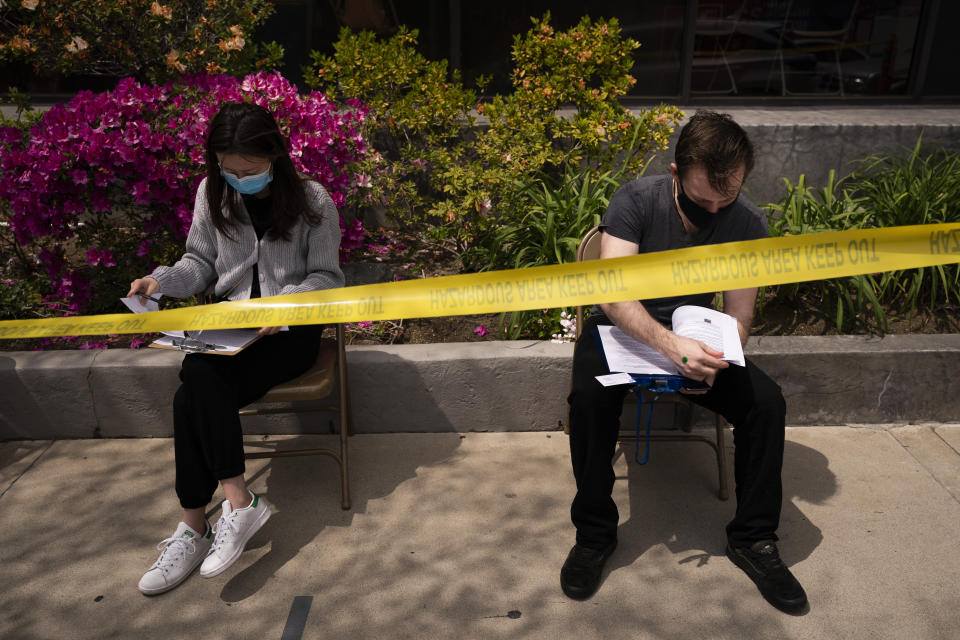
[240,324,353,509]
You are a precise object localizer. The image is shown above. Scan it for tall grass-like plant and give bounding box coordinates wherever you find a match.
[491,142,649,339]
[488,149,650,271]
[763,137,960,332]
[847,136,960,314]
[767,170,867,237]
[764,170,882,330]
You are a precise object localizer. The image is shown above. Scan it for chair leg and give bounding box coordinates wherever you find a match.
[715,413,729,501]
[338,404,351,510]
[334,324,352,510]
[337,362,351,511]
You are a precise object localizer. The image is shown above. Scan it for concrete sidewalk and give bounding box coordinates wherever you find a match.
[1,426,958,640]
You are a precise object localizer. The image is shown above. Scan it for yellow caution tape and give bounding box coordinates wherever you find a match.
[2,223,959,340]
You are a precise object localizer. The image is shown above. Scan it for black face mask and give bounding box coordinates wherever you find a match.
[675,177,738,231]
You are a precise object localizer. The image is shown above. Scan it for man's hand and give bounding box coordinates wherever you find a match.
[666,333,728,388]
[257,326,283,336]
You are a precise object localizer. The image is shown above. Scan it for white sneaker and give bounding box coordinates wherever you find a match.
[138,521,212,595]
[200,492,271,578]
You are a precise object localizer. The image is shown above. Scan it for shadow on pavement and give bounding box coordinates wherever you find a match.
[214,351,465,603]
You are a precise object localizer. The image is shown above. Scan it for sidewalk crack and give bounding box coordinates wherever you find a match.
[0,440,55,501]
[876,369,893,410]
[933,428,960,457]
[888,428,960,506]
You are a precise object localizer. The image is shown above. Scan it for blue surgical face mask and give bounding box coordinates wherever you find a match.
[220,166,272,195]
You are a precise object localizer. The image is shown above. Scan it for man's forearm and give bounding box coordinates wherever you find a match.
[722,287,758,348]
[735,318,751,347]
[600,300,675,356]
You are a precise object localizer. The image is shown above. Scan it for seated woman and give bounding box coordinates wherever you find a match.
[127,101,344,595]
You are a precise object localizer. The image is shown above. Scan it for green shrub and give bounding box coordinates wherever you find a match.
[0,0,283,83]
[307,14,682,265]
[304,26,481,227]
[446,13,681,265]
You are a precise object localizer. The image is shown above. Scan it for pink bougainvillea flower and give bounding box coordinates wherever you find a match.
[78,341,109,350]
[474,324,490,337]
[0,71,370,316]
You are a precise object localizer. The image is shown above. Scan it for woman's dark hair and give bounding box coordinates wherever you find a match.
[674,110,755,198]
[204,101,321,241]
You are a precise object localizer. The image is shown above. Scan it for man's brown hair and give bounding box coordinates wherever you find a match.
[675,110,755,198]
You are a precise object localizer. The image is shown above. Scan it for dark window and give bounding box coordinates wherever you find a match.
[688,0,925,97]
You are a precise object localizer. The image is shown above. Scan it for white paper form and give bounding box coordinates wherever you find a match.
[595,372,637,387]
[120,293,162,314]
[596,325,678,375]
[672,305,745,366]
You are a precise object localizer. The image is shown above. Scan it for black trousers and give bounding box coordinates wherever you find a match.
[568,315,786,549]
[173,325,325,509]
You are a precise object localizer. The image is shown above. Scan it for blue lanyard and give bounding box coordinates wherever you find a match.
[631,389,661,465]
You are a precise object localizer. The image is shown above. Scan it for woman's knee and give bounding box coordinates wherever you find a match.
[174,384,190,413]
[178,355,230,390]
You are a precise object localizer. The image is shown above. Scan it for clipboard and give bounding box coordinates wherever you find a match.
[148,329,264,355]
[122,295,275,355]
[592,327,708,392]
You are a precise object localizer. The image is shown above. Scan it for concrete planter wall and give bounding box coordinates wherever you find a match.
[2,107,959,439]
[2,335,959,440]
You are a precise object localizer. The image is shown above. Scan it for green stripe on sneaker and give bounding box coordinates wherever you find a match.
[251,493,258,508]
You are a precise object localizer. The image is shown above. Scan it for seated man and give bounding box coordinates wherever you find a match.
[562,110,807,614]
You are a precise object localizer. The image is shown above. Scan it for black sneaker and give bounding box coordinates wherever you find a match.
[726,540,808,614]
[560,540,617,600]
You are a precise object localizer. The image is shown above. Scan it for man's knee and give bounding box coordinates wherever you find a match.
[751,370,786,420]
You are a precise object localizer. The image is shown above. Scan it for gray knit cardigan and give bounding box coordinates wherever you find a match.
[149,177,345,300]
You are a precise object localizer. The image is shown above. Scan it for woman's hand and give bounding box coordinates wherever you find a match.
[257,326,283,336]
[126,277,160,305]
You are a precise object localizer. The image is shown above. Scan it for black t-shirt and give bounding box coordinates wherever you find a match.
[241,193,274,299]
[593,174,768,326]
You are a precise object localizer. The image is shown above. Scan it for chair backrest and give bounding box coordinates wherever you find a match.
[574,226,603,340]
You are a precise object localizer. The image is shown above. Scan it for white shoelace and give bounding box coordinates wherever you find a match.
[152,536,198,572]
[210,514,239,552]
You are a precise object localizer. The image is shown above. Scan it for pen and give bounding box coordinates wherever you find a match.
[137,293,162,304]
